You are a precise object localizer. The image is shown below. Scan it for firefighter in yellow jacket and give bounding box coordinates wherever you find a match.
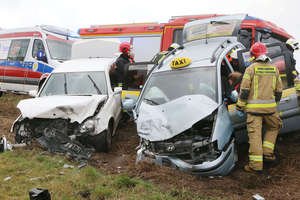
[236,42,283,173]
[293,71,300,103]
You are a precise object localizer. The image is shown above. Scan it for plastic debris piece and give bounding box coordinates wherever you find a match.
[29,177,41,181]
[29,188,51,200]
[63,164,74,169]
[3,177,11,181]
[78,161,87,169]
[253,194,265,200]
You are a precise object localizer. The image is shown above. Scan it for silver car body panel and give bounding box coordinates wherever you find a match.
[137,95,218,142]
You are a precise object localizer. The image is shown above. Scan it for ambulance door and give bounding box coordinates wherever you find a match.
[0,40,11,85]
[5,39,30,91]
[25,39,47,88]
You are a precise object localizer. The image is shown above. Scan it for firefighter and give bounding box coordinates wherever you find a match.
[236,42,283,173]
[151,43,180,65]
[115,42,134,87]
[293,70,300,103]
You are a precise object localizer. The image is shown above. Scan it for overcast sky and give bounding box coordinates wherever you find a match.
[1,0,300,63]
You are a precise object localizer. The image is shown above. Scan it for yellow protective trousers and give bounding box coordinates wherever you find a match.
[246,112,282,170]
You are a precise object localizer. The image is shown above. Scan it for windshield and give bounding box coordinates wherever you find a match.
[140,67,217,106]
[40,71,107,96]
[46,39,72,60]
[183,19,240,43]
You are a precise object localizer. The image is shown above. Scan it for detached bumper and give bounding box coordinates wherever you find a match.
[137,139,235,176]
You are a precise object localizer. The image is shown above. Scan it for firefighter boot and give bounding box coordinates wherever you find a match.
[263,113,282,163]
[247,114,264,171]
[244,165,262,174]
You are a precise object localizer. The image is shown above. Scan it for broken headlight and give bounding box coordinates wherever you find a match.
[79,118,96,134]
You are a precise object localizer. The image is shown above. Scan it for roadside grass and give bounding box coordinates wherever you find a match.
[0,148,218,200]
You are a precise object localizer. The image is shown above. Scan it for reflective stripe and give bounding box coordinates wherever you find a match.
[255,66,276,75]
[243,74,251,81]
[254,75,258,99]
[247,99,275,104]
[273,76,276,92]
[249,155,263,162]
[157,55,166,64]
[295,84,300,90]
[237,99,246,106]
[263,141,274,150]
[246,102,277,108]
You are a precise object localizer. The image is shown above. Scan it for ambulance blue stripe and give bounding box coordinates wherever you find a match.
[0,61,53,74]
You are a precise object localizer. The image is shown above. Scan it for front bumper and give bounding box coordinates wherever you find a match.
[137,138,235,176]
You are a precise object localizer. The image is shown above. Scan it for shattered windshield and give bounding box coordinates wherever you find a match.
[140,67,217,105]
[39,71,107,96]
[46,39,72,60]
[183,19,240,43]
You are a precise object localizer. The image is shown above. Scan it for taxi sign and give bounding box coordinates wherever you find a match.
[170,57,191,69]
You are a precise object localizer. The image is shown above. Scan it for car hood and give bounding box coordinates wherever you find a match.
[17,95,107,123]
[137,95,219,142]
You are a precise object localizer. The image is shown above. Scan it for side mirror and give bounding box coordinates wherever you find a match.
[28,90,38,97]
[114,87,122,93]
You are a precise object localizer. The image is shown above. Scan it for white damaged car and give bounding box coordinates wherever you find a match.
[11,58,122,155]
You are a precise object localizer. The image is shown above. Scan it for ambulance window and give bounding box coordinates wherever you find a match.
[0,40,11,60]
[7,39,30,61]
[172,29,183,45]
[32,39,45,59]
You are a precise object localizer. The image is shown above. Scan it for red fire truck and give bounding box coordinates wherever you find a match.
[79,14,293,62]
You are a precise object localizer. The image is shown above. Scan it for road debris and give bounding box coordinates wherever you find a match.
[29,188,51,200]
[253,194,265,200]
[3,177,11,182]
[63,164,74,169]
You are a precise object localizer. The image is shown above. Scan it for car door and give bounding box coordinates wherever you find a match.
[5,39,30,91]
[0,40,11,84]
[25,39,47,86]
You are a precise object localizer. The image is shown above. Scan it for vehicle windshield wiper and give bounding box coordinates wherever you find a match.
[87,75,102,94]
[143,98,159,105]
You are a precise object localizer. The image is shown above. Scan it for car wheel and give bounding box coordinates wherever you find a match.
[15,123,29,143]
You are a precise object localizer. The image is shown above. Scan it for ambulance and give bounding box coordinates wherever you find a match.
[0,25,76,96]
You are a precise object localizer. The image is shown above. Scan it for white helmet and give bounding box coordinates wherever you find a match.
[286,38,299,51]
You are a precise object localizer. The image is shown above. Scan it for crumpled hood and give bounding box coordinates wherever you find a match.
[137,95,219,142]
[17,95,107,123]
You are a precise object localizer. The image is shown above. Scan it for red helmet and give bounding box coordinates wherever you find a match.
[119,42,131,53]
[250,42,268,58]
